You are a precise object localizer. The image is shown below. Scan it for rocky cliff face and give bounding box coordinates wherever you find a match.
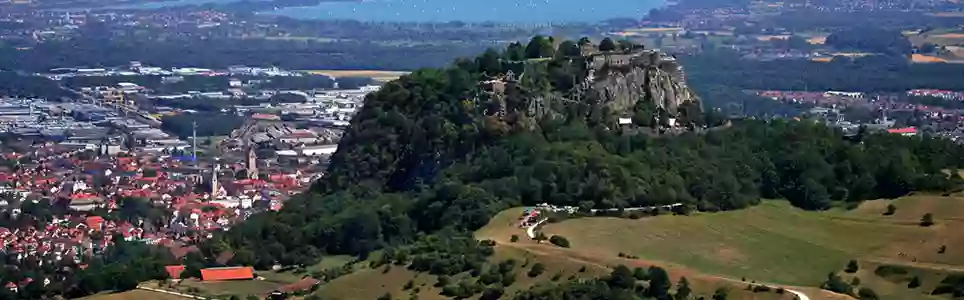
[585,61,699,117]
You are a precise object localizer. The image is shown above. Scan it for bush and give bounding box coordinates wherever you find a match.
[921,213,935,227]
[528,263,546,278]
[618,252,626,258]
[751,285,771,293]
[884,204,896,215]
[377,293,392,300]
[857,287,879,300]
[549,235,570,248]
[501,272,516,286]
[578,266,587,273]
[846,260,859,273]
[908,275,921,288]
[510,235,519,243]
[712,287,729,300]
[850,277,861,286]
[939,245,947,254]
[435,275,449,287]
[551,272,562,281]
[403,280,414,290]
[633,267,648,281]
[480,287,504,300]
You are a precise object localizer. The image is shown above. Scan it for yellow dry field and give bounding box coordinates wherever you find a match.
[614,27,684,36]
[301,70,410,81]
[808,36,828,45]
[912,54,949,63]
[926,12,964,17]
[755,35,792,41]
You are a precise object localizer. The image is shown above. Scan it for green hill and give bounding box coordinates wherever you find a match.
[210,35,964,300]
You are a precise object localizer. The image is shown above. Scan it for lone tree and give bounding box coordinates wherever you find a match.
[845,259,860,273]
[677,277,692,300]
[549,235,570,248]
[527,263,546,278]
[921,213,935,227]
[884,204,896,215]
[712,287,729,300]
[599,37,618,52]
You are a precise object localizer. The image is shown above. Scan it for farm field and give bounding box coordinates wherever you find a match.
[300,70,410,82]
[150,278,285,298]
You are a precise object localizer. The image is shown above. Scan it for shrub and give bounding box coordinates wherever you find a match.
[751,285,771,293]
[501,272,516,286]
[578,266,587,273]
[480,287,504,300]
[857,287,879,300]
[377,293,392,300]
[403,280,414,290]
[845,260,859,273]
[551,272,562,281]
[884,204,896,215]
[940,245,947,254]
[618,252,626,258]
[549,235,570,248]
[908,275,921,288]
[527,263,546,278]
[921,213,935,227]
[712,287,729,300]
[633,267,648,281]
[850,277,861,286]
[435,275,449,287]
[510,235,519,243]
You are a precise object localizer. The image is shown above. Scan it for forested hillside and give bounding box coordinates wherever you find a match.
[209,37,964,296]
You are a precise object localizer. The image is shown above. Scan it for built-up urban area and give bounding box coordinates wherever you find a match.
[0,59,386,297]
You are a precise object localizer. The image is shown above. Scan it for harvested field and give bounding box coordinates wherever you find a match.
[912,54,949,63]
[301,70,410,81]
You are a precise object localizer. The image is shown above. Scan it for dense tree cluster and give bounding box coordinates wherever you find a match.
[514,265,679,300]
[824,27,913,56]
[210,37,964,276]
[160,112,245,138]
[681,50,964,92]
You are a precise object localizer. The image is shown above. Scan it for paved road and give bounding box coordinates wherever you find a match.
[136,286,208,299]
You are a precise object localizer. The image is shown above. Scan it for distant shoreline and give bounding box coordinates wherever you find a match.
[58,0,667,25]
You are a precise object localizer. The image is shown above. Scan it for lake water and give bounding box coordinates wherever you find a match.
[268,0,666,23]
[109,0,665,23]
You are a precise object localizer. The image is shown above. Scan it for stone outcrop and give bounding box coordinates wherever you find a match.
[476,44,700,127]
[583,48,699,118]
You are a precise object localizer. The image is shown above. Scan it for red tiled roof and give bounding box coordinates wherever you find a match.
[887,127,917,134]
[165,265,186,279]
[277,277,321,293]
[200,266,254,281]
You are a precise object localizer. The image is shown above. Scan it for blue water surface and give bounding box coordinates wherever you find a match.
[268,0,664,23]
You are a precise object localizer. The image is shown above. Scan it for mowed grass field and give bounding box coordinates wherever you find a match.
[476,208,809,300]
[530,195,964,298]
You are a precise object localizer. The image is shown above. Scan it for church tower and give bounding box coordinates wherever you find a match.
[246,146,258,180]
[211,159,220,198]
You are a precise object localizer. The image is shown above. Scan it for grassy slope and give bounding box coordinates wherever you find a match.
[533,195,964,299]
[316,195,964,300]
